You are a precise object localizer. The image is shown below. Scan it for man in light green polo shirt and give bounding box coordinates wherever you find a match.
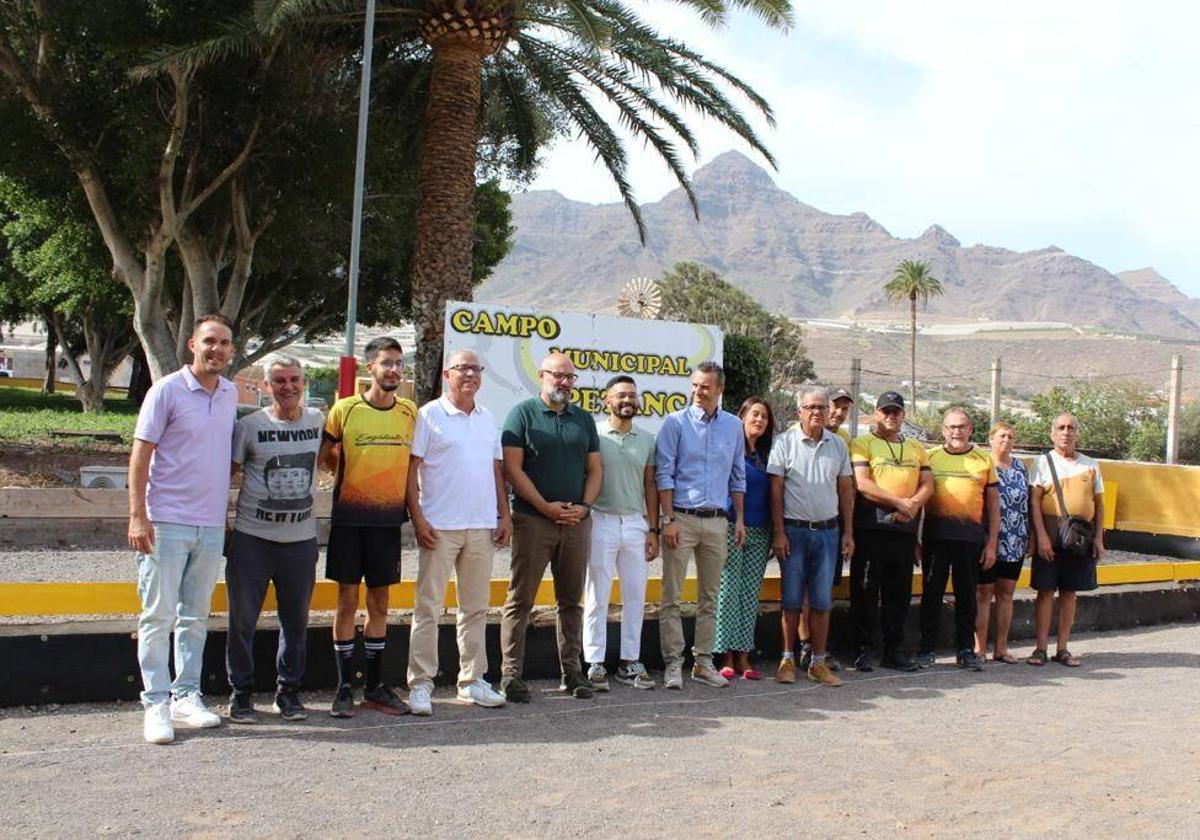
[582,375,659,691]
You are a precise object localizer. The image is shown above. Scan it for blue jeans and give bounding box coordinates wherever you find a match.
[136,523,225,706]
[781,526,838,611]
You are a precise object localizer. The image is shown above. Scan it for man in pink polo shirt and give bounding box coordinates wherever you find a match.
[128,314,239,744]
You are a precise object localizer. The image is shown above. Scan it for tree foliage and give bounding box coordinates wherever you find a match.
[722,333,771,413]
[1005,381,1164,459]
[658,261,815,390]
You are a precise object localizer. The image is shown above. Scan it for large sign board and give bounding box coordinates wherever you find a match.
[443,301,723,431]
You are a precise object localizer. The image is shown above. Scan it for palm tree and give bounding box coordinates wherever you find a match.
[884,259,944,411]
[140,0,793,401]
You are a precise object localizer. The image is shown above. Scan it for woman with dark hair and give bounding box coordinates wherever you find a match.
[715,397,776,679]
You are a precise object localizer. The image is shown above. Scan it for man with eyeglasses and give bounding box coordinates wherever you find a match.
[848,391,933,672]
[915,407,999,672]
[500,352,602,701]
[404,349,511,714]
[768,386,854,687]
[655,361,746,690]
[319,335,416,718]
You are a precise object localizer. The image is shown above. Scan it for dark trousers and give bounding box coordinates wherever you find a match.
[225,530,318,693]
[920,538,982,653]
[850,530,917,655]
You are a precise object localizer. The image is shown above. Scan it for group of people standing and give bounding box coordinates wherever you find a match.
[128,313,1107,745]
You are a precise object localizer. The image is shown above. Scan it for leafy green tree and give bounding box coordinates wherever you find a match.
[1016,381,1163,459]
[884,259,944,411]
[1128,418,1167,463]
[658,261,815,390]
[722,333,771,414]
[151,0,792,401]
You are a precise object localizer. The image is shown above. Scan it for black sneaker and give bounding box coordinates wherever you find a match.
[799,641,813,671]
[501,674,531,704]
[560,670,594,699]
[826,655,842,673]
[956,650,984,672]
[914,650,936,669]
[273,688,308,721]
[853,650,875,672]
[362,685,410,716]
[330,684,356,719]
[881,652,920,672]
[228,692,257,724]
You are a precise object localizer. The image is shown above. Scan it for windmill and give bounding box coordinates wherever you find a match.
[616,276,662,319]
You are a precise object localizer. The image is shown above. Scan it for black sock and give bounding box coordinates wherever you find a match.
[364,635,386,691]
[333,638,355,688]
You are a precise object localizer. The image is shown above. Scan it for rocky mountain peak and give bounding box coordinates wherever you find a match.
[918,224,960,248]
[690,150,781,192]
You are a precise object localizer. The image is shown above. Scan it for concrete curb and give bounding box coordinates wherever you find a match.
[3,582,1198,707]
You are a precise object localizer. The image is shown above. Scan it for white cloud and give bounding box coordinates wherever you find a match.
[527,1,1200,293]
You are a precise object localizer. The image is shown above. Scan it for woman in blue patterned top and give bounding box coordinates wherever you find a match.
[975,422,1031,663]
[715,397,776,680]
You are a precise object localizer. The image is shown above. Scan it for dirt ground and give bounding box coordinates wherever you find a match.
[0,442,128,488]
[2,622,1198,838]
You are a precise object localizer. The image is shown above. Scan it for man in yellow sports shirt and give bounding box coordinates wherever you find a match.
[849,392,933,672]
[319,336,416,718]
[915,408,999,672]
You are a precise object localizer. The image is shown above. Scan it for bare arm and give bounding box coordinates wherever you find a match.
[911,469,934,509]
[493,460,511,547]
[770,474,788,561]
[318,438,339,473]
[582,451,602,506]
[1092,493,1105,560]
[406,455,437,549]
[982,485,999,569]
[730,490,745,548]
[127,439,156,553]
[837,475,856,559]
[658,487,678,549]
[1031,485,1054,560]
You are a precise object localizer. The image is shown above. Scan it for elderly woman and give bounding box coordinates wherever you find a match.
[975,422,1030,663]
[715,397,776,680]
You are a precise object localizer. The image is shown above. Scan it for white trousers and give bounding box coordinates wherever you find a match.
[583,511,649,663]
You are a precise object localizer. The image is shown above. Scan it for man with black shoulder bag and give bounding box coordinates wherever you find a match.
[1028,413,1106,667]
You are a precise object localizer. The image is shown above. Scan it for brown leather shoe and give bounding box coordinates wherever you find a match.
[807,660,843,687]
[776,658,796,684]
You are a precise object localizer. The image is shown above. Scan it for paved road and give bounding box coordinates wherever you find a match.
[3,623,1199,837]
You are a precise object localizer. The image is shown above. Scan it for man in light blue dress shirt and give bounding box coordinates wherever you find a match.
[655,361,746,689]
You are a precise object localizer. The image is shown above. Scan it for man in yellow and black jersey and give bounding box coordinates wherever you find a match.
[848,391,933,672]
[916,408,999,672]
[318,336,416,719]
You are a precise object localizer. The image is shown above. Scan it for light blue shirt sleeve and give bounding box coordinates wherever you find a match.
[728,423,747,495]
[655,414,680,491]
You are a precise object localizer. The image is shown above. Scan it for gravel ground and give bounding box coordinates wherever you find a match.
[0,546,1157,583]
[2,622,1198,837]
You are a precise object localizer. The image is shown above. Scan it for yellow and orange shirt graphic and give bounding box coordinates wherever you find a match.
[850,432,930,534]
[324,394,416,527]
[926,445,999,543]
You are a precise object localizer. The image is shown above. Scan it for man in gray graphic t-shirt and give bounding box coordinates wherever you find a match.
[225,357,324,724]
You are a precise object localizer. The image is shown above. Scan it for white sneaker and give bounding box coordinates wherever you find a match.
[170,694,221,728]
[143,703,174,745]
[663,661,684,690]
[408,683,433,716]
[456,680,507,708]
[587,662,610,692]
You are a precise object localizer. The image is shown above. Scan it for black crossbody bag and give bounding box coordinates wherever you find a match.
[1044,452,1095,557]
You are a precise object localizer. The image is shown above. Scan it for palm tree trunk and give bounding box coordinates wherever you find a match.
[409,41,484,404]
[909,293,917,412]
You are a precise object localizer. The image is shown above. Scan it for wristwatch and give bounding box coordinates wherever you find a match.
[660,515,676,525]
[581,503,592,518]
[648,527,661,535]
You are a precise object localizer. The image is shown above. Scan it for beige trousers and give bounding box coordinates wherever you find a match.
[660,512,729,667]
[406,528,494,689]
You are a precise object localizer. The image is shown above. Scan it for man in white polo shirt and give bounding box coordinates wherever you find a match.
[405,349,512,714]
[768,386,855,687]
[127,314,239,744]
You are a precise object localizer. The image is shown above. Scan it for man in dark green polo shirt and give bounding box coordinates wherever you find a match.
[500,352,602,702]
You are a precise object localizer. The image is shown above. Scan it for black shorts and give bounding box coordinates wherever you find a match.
[325,524,403,588]
[1030,550,1097,593]
[979,561,1023,584]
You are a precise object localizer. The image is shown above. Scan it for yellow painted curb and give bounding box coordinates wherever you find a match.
[1,561,1197,617]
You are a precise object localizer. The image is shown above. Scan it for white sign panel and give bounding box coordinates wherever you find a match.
[443,301,723,432]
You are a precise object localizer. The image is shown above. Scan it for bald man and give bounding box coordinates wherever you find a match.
[499,353,603,701]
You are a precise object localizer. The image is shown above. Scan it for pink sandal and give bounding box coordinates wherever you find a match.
[741,669,763,681]
[718,666,737,680]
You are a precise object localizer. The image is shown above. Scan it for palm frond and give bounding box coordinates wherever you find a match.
[130,16,264,79]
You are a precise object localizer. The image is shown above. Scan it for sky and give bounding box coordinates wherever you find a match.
[528,0,1200,295]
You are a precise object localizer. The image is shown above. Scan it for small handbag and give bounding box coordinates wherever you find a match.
[1044,453,1095,556]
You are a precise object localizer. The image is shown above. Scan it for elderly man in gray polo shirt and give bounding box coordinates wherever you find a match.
[768,386,855,687]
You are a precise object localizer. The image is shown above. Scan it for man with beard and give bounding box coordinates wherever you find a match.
[320,336,416,718]
[225,356,324,723]
[582,375,659,692]
[500,352,602,702]
[405,349,511,714]
[827,388,854,443]
[848,392,933,673]
[128,314,239,744]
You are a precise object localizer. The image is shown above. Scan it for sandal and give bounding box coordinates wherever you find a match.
[1052,649,1081,667]
[741,669,763,681]
[718,666,737,680]
[993,652,1018,664]
[1026,648,1048,666]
